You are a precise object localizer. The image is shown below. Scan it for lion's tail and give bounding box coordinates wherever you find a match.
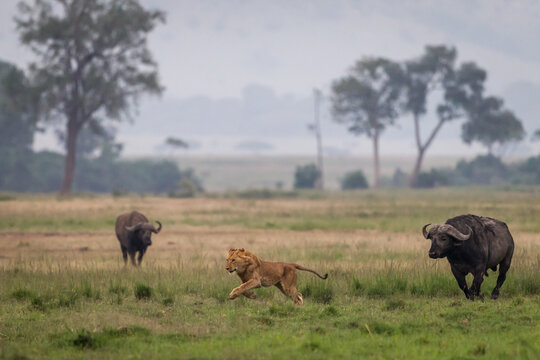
[294,265,328,280]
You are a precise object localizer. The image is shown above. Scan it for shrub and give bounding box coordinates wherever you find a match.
[454,154,507,185]
[294,163,320,189]
[72,329,97,349]
[11,289,34,301]
[351,277,364,296]
[30,296,47,311]
[415,169,449,188]
[301,282,333,304]
[134,283,153,300]
[341,170,368,190]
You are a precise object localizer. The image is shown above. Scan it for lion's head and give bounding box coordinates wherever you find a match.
[225,248,260,274]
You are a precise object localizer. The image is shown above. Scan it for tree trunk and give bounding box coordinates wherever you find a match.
[313,88,324,190]
[409,148,425,188]
[409,116,445,188]
[372,130,380,188]
[60,122,79,196]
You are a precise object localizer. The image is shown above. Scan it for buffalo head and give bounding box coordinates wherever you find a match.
[125,220,162,247]
[422,223,472,258]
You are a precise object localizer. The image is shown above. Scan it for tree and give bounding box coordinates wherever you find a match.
[0,60,39,152]
[294,163,320,189]
[165,137,189,150]
[400,45,500,187]
[308,88,324,189]
[531,129,540,141]
[0,60,40,190]
[331,58,403,188]
[16,0,165,195]
[462,96,524,154]
[400,45,457,187]
[341,170,368,190]
[165,136,189,155]
[57,122,118,159]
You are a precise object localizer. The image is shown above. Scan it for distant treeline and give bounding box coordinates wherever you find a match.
[409,154,540,188]
[293,154,540,191]
[0,148,202,195]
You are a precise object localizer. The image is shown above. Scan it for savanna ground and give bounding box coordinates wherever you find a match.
[0,188,539,359]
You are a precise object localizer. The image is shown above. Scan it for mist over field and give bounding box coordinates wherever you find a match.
[1,0,539,158]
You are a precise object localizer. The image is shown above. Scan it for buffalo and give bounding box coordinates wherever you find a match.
[422,214,514,300]
[115,211,162,266]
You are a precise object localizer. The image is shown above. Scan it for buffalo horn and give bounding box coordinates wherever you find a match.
[441,224,472,241]
[422,223,431,239]
[153,221,162,234]
[125,223,142,232]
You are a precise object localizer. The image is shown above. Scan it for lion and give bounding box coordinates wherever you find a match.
[225,248,328,305]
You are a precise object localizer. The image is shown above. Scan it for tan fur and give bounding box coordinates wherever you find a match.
[225,248,327,305]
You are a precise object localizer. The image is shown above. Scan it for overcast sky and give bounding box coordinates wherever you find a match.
[1,0,539,156]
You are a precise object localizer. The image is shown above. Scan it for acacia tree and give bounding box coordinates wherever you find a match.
[401,45,493,187]
[16,0,165,195]
[401,45,457,187]
[462,96,524,154]
[331,58,403,188]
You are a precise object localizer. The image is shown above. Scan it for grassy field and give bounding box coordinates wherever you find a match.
[0,188,539,359]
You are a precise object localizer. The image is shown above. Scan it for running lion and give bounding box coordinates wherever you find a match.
[225,248,328,305]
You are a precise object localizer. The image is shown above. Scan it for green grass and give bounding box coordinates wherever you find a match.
[1,189,539,358]
[0,258,538,359]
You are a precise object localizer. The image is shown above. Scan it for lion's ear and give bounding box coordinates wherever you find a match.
[238,248,245,252]
[228,248,236,252]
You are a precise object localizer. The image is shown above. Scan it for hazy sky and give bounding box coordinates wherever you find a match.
[1,0,539,156]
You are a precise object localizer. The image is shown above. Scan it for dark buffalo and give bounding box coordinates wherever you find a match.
[422,214,514,300]
[115,211,162,266]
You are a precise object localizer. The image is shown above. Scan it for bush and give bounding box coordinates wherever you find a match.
[134,283,153,300]
[294,163,320,189]
[392,168,409,188]
[341,170,368,190]
[300,281,333,304]
[454,154,508,185]
[0,148,202,194]
[415,169,449,188]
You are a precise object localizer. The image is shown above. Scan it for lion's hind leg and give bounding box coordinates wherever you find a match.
[275,268,303,305]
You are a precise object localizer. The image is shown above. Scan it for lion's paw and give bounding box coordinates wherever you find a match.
[244,292,257,299]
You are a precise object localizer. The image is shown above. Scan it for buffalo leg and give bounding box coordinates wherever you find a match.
[128,251,137,266]
[470,267,485,301]
[492,253,512,299]
[121,245,128,265]
[137,249,147,266]
[450,265,471,299]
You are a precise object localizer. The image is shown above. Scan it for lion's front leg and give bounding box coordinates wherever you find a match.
[229,279,261,300]
[243,291,257,299]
